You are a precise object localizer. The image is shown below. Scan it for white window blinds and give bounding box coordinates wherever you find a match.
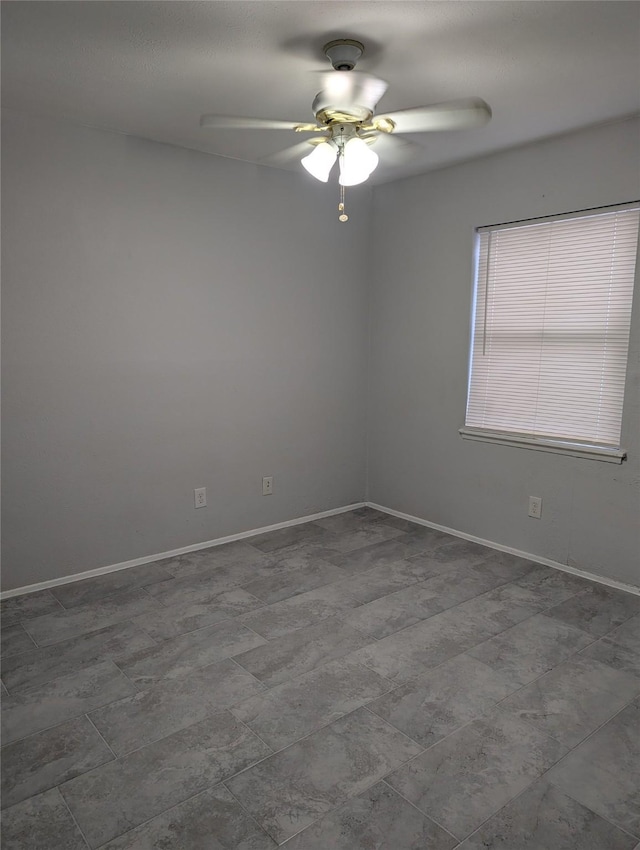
[465,204,639,452]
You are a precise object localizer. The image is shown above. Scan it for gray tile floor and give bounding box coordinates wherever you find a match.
[2,507,640,849]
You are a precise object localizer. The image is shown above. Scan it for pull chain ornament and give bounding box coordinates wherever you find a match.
[338,184,348,222]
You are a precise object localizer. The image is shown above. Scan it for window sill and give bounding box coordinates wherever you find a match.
[458,427,626,464]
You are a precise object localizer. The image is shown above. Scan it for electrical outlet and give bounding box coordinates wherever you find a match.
[528,496,542,519]
[194,487,207,508]
[262,476,273,496]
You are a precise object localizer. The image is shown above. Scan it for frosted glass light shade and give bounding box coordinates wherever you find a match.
[301,141,338,182]
[339,137,379,186]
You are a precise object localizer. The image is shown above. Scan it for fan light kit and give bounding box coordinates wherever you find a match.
[200,39,492,222]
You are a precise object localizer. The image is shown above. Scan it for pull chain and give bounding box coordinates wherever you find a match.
[338,184,348,222]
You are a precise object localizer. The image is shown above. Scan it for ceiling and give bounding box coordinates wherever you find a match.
[2,1,639,184]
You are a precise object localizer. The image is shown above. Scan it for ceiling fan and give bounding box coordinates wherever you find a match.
[200,39,491,221]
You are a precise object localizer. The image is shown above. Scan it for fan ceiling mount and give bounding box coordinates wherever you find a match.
[200,38,492,220]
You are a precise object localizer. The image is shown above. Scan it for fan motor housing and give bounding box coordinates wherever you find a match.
[323,39,364,71]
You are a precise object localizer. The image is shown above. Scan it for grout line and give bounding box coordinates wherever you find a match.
[222,779,283,846]
[129,619,160,645]
[537,693,639,777]
[0,663,140,749]
[269,695,465,848]
[109,659,145,694]
[546,780,640,843]
[227,655,270,690]
[237,621,273,645]
[490,698,640,844]
[232,714,275,757]
[84,713,118,761]
[57,787,93,849]
[379,778,461,844]
[86,782,257,849]
[452,698,640,847]
[361,703,426,749]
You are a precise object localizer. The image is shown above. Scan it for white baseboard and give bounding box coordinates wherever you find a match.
[367,502,640,597]
[0,502,366,600]
[4,499,638,600]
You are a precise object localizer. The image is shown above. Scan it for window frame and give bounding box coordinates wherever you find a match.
[460,202,640,464]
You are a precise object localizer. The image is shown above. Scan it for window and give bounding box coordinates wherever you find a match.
[461,203,639,462]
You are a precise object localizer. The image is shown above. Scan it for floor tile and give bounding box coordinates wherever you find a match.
[1,624,36,658]
[386,708,567,840]
[324,524,406,554]
[367,653,520,748]
[333,558,448,604]
[258,539,337,565]
[314,511,379,535]
[61,711,271,848]
[341,583,443,639]
[1,715,114,809]
[599,612,640,651]
[132,587,263,640]
[350,506,394,523]
[548,700,640,837]
[451,582,550,632]
[160,540,275,579]
[427,538,495,569]
[1,788,89,850]
[471,550,538,582]
[324,536,434,574]
[580,613,640,679]
[582,637,640,680]
[232,657,392,749]
[233,616,372,687]
[412,564,510,610]
[50,563,176,609]
[1,661,137,745]
[351,605,499,684]
[89,657,265,755]
[114,619,266,687]
[283,780,456,850]
[249,523,335,553]
[498,655,640,747]
[226,707,422,844]
[512,565,594,606]
[404,549,466,577]
[241,559,346,604]
[458,779,637,849]
[100,784,277,849]
[0,590,64,627]
[545,585,640,638]
[0,621,156,694]
[388,524,453,550]
[238,583,361,640]
[142,559,275,607]
[468,614,594,687]
[22,589,162,647]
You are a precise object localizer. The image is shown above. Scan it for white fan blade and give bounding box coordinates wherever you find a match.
[380,98,492,134]
[200,114,303,131]
[367,132,424,166]
[316,71,388,112]
[259,140,320,167]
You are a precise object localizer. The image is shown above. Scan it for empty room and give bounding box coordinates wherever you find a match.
[1,2,639,848]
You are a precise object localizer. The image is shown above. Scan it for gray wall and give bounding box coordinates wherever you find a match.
[367,118,640,586]
[2,110,370,590]
[3,111,639,593]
